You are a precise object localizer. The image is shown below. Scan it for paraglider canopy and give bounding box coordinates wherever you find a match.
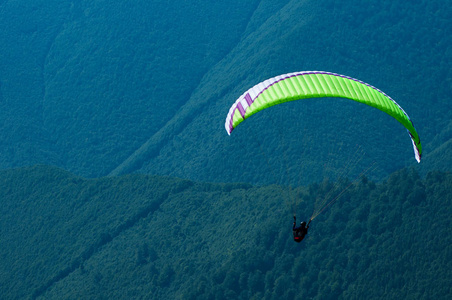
[225,71,422,162]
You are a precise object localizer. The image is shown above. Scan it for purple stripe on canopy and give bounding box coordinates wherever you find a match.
[237,103,246,118]
[245,93,253,106]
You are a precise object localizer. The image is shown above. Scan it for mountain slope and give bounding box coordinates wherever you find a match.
[113,0,452,184]
[0,0,260,176]
[0,0,450,182]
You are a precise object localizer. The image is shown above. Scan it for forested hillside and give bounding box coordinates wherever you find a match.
[0,0,450,183]
[1,166,450,299]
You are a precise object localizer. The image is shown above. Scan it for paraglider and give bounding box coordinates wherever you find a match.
[224,71,423,243]
[293,216,310,243]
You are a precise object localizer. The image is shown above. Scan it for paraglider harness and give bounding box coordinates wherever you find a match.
[293,217,311,243]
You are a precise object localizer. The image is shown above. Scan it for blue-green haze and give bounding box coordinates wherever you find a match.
[0,0,450,182]
[0,1,451,299]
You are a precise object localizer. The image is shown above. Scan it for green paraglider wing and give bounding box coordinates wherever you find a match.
[225,71,422,162]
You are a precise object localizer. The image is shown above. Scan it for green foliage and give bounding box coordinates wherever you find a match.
[0,166,451,299]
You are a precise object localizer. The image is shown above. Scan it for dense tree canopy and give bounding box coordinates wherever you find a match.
[1,166,450,299]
